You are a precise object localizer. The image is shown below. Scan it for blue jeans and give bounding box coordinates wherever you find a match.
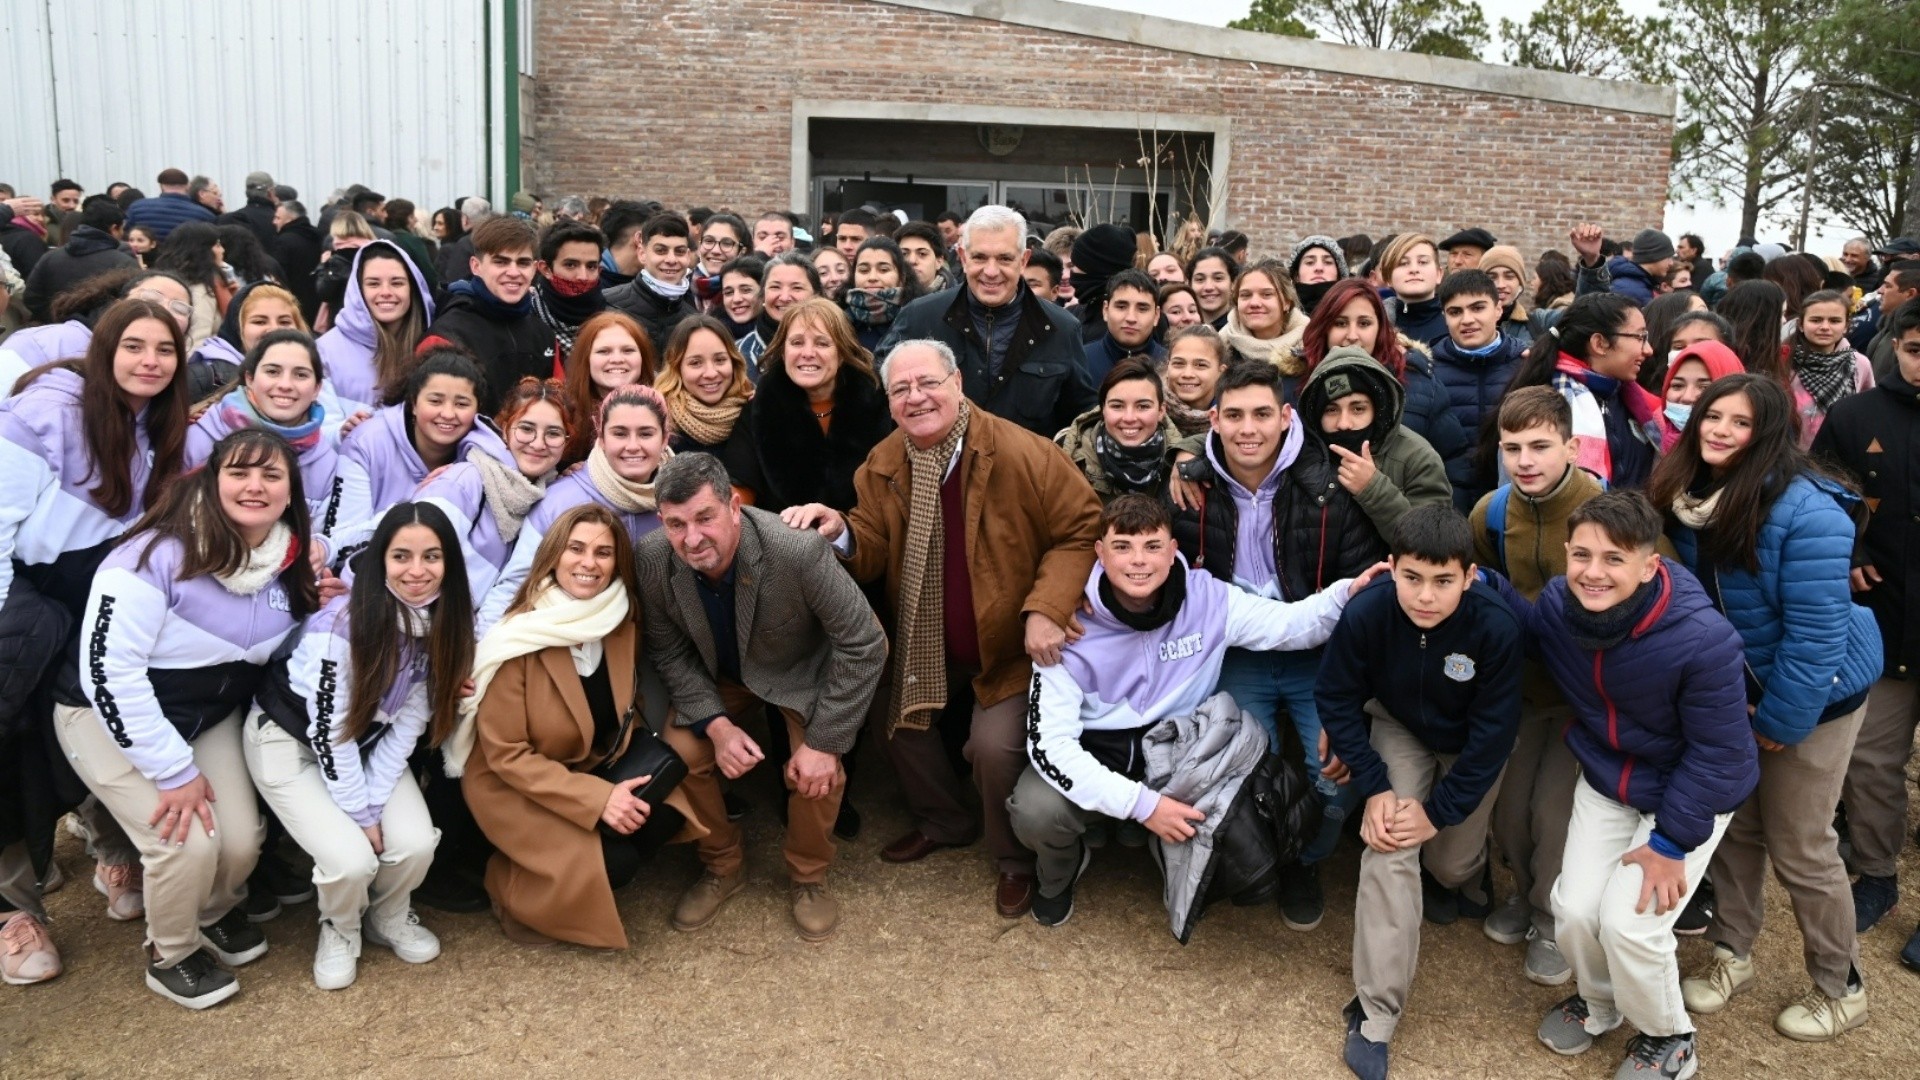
[1214,646,1358,865]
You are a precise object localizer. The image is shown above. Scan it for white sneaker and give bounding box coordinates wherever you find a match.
[1681,944,1754,1014]
[312,922,359,991]
[93,863,144,922]
[363,907,440,964]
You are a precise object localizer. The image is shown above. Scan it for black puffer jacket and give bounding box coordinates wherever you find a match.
[426,291,557,415]
[725,361,892,513]
[21,226,137,322]
[605,275,698,355]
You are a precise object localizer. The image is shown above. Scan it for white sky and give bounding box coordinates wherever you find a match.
[1071,0,1845,254]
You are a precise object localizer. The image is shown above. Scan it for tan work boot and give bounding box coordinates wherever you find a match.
[791,882,840,942]
[672,870,744,932]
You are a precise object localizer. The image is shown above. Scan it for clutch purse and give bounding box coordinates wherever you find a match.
[593,703,688,833]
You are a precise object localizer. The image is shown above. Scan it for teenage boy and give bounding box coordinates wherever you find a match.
[1084,268,1165,384]
[1430,270,1528,509]
[529,219,608,362]
[1317,505,1523,1080]
[1813,301,1920,967]
[422,215,556,414]
[1021,248,1064,304]
[1486,491,1755,1080]
[1011,494,1384,926]
[606,212,700,354]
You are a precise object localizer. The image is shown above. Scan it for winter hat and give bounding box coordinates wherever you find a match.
[1071,224,1137,282]
[1289,235,1348,279]
[1661,340,1744,399]
[244,171,275,196]
[510,191,538,214]
[1478,245,1527,285]
[1630,229,1675,265]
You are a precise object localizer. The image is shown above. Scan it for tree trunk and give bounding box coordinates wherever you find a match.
[1906,124,1920,241]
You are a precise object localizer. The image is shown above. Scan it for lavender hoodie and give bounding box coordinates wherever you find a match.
[315,241,435,417]
[1203,418,1305,600]
[322,403,512,562]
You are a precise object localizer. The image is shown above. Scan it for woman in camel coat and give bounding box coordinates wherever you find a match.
[455,503,706,948]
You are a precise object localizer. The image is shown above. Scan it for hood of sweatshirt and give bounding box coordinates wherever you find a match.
[335,240,434,350]
[1299,346,1406,451]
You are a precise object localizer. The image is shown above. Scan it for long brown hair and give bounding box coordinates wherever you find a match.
[342,502,474,748]
[14,299,189,517]
[563,311,656,464]
[762,297,877,387]
[353,243,430,405]
[655,314,753,405]
[125,429,319,617]
[502,503,638,619]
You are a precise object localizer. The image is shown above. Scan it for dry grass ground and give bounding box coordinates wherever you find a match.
[5,751,1919,1080]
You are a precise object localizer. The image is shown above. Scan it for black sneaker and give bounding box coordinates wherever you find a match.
[1674,881,1715,936]
[240,884,281,924]
[723,792,751,822]
[414,869,492,914]
[1341,997,1390,1080]
[833,798,862,841]
[1422,866,1459,925]
[1279,862,1325,932]
[146,947,239,1010]
[200,907,269,965]
[1853,874,1899,933]
[1455,866,1495,920]
[1617,1031,1697,1079]
[257,851,314,905]
[1031,845,1091,928]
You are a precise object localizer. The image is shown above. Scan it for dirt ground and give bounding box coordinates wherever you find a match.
[5,752,1920,1080]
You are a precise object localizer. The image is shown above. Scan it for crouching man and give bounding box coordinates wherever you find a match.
[1008,494,1384,927]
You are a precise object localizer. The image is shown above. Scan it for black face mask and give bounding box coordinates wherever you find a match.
[1324,427,1370,457]
[1294,279,1335,317]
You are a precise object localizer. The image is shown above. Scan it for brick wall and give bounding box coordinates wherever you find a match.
[531,0,1671,263]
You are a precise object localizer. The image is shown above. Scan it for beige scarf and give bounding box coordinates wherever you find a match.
[586,444,670,513]
[666,390,748,448]
[467,447,547,543]
[890,400,972,734]
[1670,487,1726,531]
[443,578,631,778]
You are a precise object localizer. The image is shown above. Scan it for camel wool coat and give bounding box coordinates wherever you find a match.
[463,619,706,948]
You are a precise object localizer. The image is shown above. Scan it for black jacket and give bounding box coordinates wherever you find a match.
[604,276,699,356]
[876,284,1095,437]
[22,227,137,322]
[426,292,557,415]
[218,197,279,252]
[1170,435,1264,587]
[0,219,49,277]
[1811,372,1920,675]
[726,363,892,513]
[272,217,324,320]
[437,235,476,288]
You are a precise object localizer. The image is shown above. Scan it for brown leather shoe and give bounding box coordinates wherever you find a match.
[671,870,745,932]
[881,829,964,864]
[790,882,840,943]
[995,873,1036,918]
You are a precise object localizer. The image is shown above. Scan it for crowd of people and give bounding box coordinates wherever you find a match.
[2,169,1918,1080]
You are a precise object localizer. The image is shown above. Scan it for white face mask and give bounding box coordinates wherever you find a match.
[1664,402,1692,430]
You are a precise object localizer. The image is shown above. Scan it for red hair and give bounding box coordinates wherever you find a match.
[1298,279,1407,381]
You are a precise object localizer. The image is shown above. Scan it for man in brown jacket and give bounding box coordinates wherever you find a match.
[640,453,888,942]
[786,338,1102,917]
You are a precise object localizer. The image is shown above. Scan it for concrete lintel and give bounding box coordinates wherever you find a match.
[879,0,1676,117]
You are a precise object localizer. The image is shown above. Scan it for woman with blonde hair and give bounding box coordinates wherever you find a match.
[1218,258,1307,369]
[655,314,753,455]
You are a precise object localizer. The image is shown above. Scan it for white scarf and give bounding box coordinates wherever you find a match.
[1670,487,1726,531]
[442,578,631,778]
[586,444,671,513]
[641,269,691,299]
[215,522,294,596]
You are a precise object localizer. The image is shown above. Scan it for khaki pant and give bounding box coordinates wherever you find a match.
[53,705,262,966]
[242,715,438,937]
[1490,704,1579,937]
[664,681,841,884]
[883,671,1031,875]
[1352,709,1505,1044]
[1556,779,1730,1038]
[1709,704,1865,999]
[1841,677,1920,880]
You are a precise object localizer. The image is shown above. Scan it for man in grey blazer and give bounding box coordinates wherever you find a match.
[638,453,887,942]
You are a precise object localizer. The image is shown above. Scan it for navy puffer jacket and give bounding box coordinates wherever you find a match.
[1427,334,1527,507]
[1398,347,1474,510]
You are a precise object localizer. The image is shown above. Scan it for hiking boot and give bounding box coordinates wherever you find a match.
[1674,881,1714,936]
[1341,997,1389,1080]
[1421,866,1458,925]
[1032,845,1091,928]
[1526,926,1573,986]
[1279,862,1325,932]
[1483,895,1532,946]
[1853,874,1899,933]
[240,884,281,924]
[364,907,440,964]
[146,947,237,1010]
[1774,980,1868,1042]
[1680,944,1752,1014]
[1,912,61,985]
[1614,1032,1697,1079]
[93,862,144,922]
[672,870,744,932]
[200,907,269,966]
[791,882,840,942]
[312,921,359,991]
[1538,994,1619,1056]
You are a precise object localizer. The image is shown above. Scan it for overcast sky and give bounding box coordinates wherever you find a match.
[1068,0,1842,253]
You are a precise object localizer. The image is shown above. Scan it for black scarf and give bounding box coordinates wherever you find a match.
[1560,575,1660,651]
[1295,279,1335,317]
[1788,338,1857,413]
[1095,426,1169,494]
[531,275,607,356]
[1098,558,1188,632]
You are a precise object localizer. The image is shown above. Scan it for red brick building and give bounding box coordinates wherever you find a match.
[529,0,1674,259]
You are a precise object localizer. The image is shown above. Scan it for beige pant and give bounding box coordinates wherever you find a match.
[1351,709,1506,1043]
[1842,677,1920,880]
[243,715,438,936]
[1709,704,1865,999]
[1489,704,1579,937]
[53,705,262,966]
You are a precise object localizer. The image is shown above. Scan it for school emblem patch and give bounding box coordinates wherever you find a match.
[1443,653,1475,682]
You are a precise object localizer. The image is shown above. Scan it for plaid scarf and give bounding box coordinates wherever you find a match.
[1789,340,1858,413]
[890,399,972,734]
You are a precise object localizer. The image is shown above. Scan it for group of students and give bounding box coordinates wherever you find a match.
[0,180,1915,1079]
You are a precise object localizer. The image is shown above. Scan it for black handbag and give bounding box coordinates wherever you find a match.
[593,702,688,836]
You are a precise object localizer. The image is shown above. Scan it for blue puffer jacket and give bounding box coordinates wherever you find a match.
[1398,347,1474,510]
[1668,474,1884,745]
[1498,563,1757,854]
[1428,334,1526,506]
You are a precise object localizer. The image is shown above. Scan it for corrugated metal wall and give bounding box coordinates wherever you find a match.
[0,0,504,213]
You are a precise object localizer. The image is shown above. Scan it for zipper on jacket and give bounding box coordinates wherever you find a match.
[1590,650,1635,801]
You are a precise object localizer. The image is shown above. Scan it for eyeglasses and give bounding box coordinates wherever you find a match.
[1611,331,1649,345]
[511,421,569,445]
[699,237,740,252]
[130,289,193,319]
[885,371,958,401]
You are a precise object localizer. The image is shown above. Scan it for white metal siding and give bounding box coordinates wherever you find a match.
[0,0,499,212]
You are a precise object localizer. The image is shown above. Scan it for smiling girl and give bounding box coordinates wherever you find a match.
[1786,290,1873,448]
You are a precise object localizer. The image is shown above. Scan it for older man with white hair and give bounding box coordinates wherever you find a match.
[875,205,1095,437]
[786,338,1102,917]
